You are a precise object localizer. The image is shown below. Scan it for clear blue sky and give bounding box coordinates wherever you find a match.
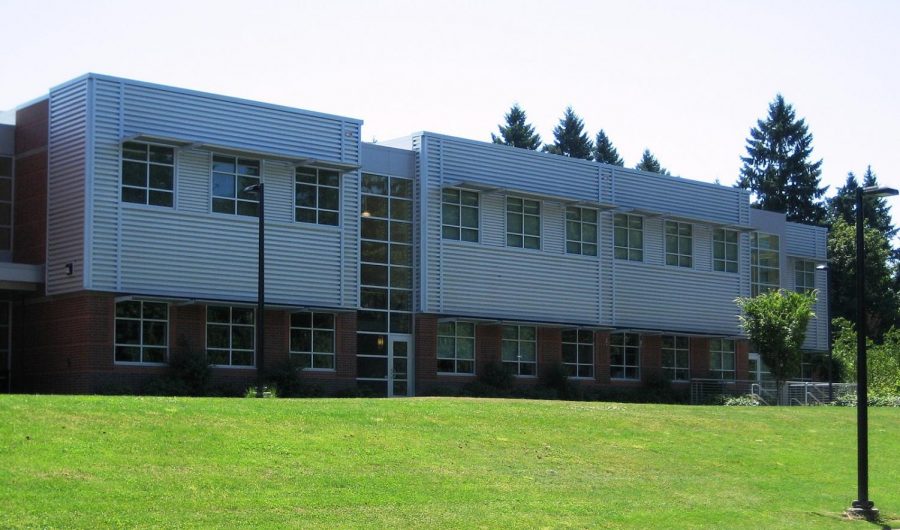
[2,0,898,227]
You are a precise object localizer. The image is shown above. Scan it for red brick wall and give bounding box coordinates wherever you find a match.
[414,314,437,384]
[13,100,48,265]
[334,311,357,379]
[690,337,711,379]
[735,339,750,381]
[538,327,561,378]
[476,324,501,374]
[595,331,611,384]
[641,335,662,383]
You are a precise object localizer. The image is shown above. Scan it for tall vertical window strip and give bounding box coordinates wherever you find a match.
[0,157,12,251]
[437,321,475,374]
[709,338,735,380]
[211,155,260,217]
[562,329,594,378]
[613,214,643,261]
[610,333,640,380]
[502,325,537,376]
[442,188,479,242]
[121,142,174,207]
[115,301,168,363]
[506,197,541,249]
[206,305,255,366]
[713,228,739,273]
[751,232,780,296]
[290,313,335,369]
[794,260,816,293]
[661,335,690,381]
[295,167,340,225]
[665,221,693,267]
[566,207,598,256]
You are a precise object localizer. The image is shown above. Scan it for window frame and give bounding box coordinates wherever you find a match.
[114,300,169,365]
[120,141,176,208]
[610,332,641,380]
[713,228,739,273]
[751,232,781,296]
[613,213,643,262]
[294,166,341,226]
[664,220,693,268]
[562,329,595,379]
[210,154,261,218]
[501,325,538,376]
[0,156,13,255]
[437,321,476,375]
[661,335,690,382]
[289,312,336,371]
[205,305,256,367]
[794,259,816,294]
[441,188,480,243]
[565,207,598,256]
[505,196,541,250]
[709,338,736,380]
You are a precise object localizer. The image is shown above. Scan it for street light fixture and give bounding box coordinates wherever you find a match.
[243,182,265,398]
[848,185,898,520]
[814,263,832,402]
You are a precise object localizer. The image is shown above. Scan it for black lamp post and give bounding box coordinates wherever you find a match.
[849,185,898,520]
[815,263,832,402]
[244,183,265,398]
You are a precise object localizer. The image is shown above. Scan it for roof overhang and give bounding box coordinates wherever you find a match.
[617,207,754,232]
[115,295,355,313]
[449,180,617,210]
[0,263,44,291]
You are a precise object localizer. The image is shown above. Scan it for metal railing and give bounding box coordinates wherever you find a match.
[691,378,856,405]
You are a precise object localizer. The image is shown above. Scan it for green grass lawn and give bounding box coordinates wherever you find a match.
[1,396,897,529]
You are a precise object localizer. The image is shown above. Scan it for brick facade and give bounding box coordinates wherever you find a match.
[13,100,48,265]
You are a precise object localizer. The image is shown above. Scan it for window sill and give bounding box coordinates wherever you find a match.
[436,372,476,377]
[114,361,168,367]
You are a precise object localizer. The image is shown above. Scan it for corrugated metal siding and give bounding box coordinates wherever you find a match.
[46,78,88,294]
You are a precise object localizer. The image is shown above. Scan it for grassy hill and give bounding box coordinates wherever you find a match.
[1,395,898,529]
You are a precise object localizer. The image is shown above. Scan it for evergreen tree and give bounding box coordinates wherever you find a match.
[593,129,624,166]
[491,104,542,150]
[543,107,593,160]
[737,94,827,224]
[828,167,896,238]
[635,149,669,175]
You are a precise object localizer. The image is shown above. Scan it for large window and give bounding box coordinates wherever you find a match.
[562,329,594,378]
[794,260,816,294]
[713,228,739,273]
[506,197,540,249]
[665,221,693,267]
[295,167,340,226]
[661,335,690,381]
[290,312,335,370]
[613,214,643,261]
[212,155,260,217]
[566,207,598,256]
[610,332,640,380]
[442,188,479,242]
[0,157,11,252]
[502,325,537,376]
[206,305,255,366]
[751,232,780,296]
[437,321,475,374]
[709,338,735,380]
[121,142,174,207]
[115,301,168,363]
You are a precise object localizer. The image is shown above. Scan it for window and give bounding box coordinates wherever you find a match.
[0,157,12,251]
[709,338,735,380]
[610,333,640,380]
[212,155,260,217]
[661,335,690,381]
[437,321,475,374]
[502,325,537,376]
[562,329,594,378]
[751,232,780,296]
[566,207,598,256]
[206,305,255,366]
[290,312,335,370]
[115,301,168,363]
[613,214,643,261]
[442,188,479,242]
[713,228,739,273]
[295,167,340,225]
[665,221,693,267]
[506,197,540,249]
[794,260,816,294]
[121,142,174,207]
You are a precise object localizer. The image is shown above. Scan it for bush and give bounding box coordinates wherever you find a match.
[722,394,762,406]
[244,385,277,398]
[167,337,211,396]
[831,391,900,407]
[478,361,514,390]
[264,359,323,398]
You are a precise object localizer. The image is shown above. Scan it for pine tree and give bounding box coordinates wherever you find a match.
[593,129,624,166]
[543,107,593,160]
[737,94,827,224]
[635,149,669,175]
[828,167,896,238]
[491,104,542,150]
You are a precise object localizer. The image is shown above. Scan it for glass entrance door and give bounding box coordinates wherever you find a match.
[389,335,412,397]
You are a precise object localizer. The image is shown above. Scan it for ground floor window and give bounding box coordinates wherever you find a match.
[206,305,254,366]
[115,300,168,363]
[562,329,594,378]
[709,338,735,380]
[437,321,475,374]
[610,333,640,380]
[502,325,537,376]
[661,335,690,381]
[290,312,335,370]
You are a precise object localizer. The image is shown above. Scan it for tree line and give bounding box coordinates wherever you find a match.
[491,97,900,344]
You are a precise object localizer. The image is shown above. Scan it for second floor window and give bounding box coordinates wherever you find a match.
[212,155,260,217]
[506,197,540,249]
[566,207,598,256]
[442,188,479,242]
[295,167,340,226]
[751,232,780,296]
[665,221,693,267]
[713,228,739,273]
[122,142,174,207]
[613,214,643,261]
[794,260,816,294]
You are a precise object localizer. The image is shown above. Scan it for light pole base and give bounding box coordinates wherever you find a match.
[846,501,878,521]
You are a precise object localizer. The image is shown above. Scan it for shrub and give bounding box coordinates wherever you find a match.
[264,358,323,398]
[167,336,211,396]
[478,361,514,390]
[722,394,762,406]
[831,391,900,407]
[244,385,277,398]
